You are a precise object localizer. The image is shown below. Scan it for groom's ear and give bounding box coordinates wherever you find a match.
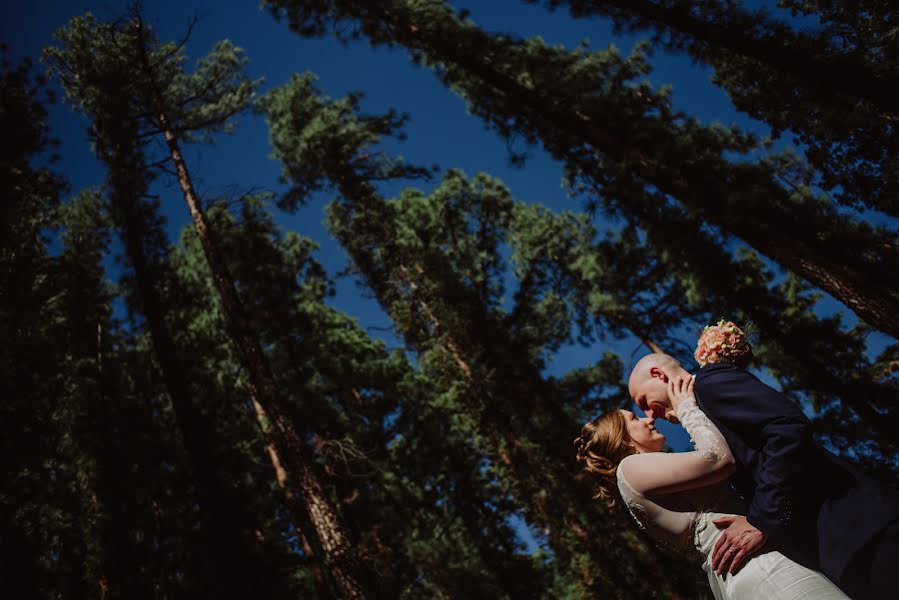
[649,366,669,382]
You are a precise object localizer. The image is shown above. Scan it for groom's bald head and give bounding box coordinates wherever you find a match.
[629,353,681,389]
[628,353,686,423]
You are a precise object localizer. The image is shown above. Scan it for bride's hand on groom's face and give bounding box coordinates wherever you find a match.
[666,375,695,412]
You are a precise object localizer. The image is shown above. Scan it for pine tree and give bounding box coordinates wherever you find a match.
[529,0,899,215]
[47,9,387,596]
[263,0,899,340]
[43,15,303,597]
[1,51,180,597]
[174,195,553,597]
[132,11,375,596]
[1,46,73,597]
[167,199,336,598]
[262,0,899,452]
[262,73,710,598]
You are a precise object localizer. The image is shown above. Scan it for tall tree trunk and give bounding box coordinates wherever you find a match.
[133,21,373,598]
[251,396,332,599]
[98,81,276,593]
[89,315,147,598]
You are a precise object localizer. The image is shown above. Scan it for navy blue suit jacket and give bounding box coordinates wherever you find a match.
[694,363,899,584]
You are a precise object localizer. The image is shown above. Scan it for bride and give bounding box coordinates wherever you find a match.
[574,376,847,599]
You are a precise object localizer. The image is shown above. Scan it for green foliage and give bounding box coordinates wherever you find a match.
[44,12,259,146]
[6,2,897,598]
[265,0,899,463]
[172,194,550,597]
[529,0,899,215]
[259,71,433,209]
[263,73,710,597]
[41,10,301,597]
[264,0,899,344]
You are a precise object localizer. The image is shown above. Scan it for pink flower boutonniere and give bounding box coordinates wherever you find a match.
[694,320,753,368]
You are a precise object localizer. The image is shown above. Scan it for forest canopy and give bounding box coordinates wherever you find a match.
[2,1,896,598]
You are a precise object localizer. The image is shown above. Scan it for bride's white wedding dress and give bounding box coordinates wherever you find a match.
[617,397,847,599]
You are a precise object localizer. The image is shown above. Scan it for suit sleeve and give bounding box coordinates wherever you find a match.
[696,367,813,542]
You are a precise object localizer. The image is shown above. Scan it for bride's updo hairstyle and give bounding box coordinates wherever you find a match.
[574,409,633,508]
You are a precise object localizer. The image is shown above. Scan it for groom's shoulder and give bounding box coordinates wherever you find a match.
[695,363,762,390]
[696,363,743,380]
[696,364,788,407]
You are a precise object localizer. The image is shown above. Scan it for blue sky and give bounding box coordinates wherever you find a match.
[6,1,874,474]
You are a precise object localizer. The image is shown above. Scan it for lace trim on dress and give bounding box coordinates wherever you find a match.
[623,491,649,534]
[617,467,649,533]
[676,397,727,464]
[692,511,711,551]
[618,467,685,555]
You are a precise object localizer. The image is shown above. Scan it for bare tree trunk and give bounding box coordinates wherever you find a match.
[643,338,664,354]
[95,77,275,595]
[160,115,369,600]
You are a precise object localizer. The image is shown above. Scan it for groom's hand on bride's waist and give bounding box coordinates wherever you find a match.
[711,516,767,576]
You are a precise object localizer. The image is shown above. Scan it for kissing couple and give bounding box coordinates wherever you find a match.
[575,321,899,599]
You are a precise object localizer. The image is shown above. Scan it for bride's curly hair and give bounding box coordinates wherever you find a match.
[574,408,634,509]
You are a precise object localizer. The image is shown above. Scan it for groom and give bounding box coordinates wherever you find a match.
[629,353,899,600]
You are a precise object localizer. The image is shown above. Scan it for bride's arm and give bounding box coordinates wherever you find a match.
[620,377,735,496]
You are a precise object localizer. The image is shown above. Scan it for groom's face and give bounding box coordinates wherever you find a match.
[630,367,679,424]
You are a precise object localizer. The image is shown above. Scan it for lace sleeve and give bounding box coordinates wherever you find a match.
[675,397,732,464]
[617,400,735,497]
